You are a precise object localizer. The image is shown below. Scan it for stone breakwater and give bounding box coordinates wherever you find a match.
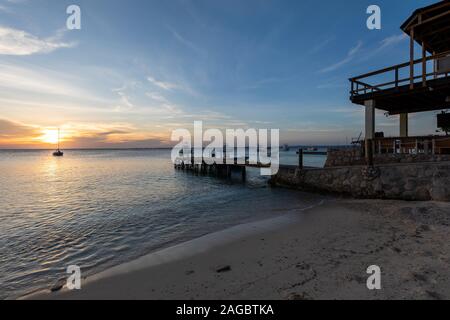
[270,162,450,201]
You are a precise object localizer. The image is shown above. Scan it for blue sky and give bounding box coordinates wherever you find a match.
[0,0,440,147]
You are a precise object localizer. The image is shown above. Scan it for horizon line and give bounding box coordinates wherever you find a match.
[0,144,352,151]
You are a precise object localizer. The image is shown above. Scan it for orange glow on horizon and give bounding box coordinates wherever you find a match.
[0,119,173,149]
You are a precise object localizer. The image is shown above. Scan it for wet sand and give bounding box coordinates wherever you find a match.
[27,199,450,300]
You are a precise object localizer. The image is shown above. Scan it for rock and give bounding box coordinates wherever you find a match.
[51,278,65,292]
[400,207,413,215]
[404,179,417,191]
[417,224,431,232]
[215,265,231,273]
[430,181,450,201]
[401,191,416,200]
[426,291,444,300]
[415,188,431,201]
[413,273,427,282]
[286,292,312,300]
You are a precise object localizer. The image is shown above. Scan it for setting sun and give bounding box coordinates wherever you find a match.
[39,129,60,145]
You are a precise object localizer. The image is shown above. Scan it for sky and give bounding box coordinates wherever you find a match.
[0,0,442,148]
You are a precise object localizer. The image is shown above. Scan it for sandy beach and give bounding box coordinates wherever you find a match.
[27,199,450,300]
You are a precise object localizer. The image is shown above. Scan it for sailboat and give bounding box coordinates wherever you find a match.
[52,129,64,157]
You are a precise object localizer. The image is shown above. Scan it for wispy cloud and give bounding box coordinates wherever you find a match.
[379,33,407,50]
[167,25,205,56]
[0,26,75,55]
[316,82,346,89]
[0,63,94,98]
[146,73,199,97]
[309,36,334,55]
[146,91,169,103]
[241,76,295,90]
[320,41,363,73]
[56,121,173,148]
[0,118,40,141]
[147,76,179,91]
[111,83,137,112]
[357,33,408,63]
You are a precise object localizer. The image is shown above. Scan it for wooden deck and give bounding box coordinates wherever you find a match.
[350,51,450,115]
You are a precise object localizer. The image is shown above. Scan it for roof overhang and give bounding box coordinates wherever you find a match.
[401,1,450,54]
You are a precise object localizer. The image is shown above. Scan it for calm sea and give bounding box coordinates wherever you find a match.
[0,149,326,299]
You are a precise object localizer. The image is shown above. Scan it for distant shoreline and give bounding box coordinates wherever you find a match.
[0,145,352,151]
[0,148,174,151]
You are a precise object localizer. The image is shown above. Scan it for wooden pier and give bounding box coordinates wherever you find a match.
[174,147,320,181]
[174,161,250,181]
[173,146,278,181]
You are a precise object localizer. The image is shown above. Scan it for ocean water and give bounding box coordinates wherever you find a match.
[0,149,326,299]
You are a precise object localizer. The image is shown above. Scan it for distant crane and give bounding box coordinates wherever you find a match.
[351,132,363,145]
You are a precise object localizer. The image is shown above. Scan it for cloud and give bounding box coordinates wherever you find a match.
[241,76,294,90]
[146,91,169,103]
[147,76,180,91]
[0,119,41,145]
[357,34,408,63]
[0,63,96,99]
[167,25,205,55]
[0,118,39,136]
[379,34,407,50]
[309,37,334,55]
[316,83,346,89]
[0,25,75,55]
[112,90,134,111]
[320,41,363,73]
[58,122,172,148]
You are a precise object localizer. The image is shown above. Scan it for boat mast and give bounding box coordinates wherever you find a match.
[58,128,60,151]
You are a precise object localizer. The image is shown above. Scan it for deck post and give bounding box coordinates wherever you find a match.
[395,67,399,89]
[410,28,414,89]
[364,100,375,161]
[422,41,427,87]
[223,145,227,164]
[433,51,437,79]
[400,113,409,137]
[298,148,303,169]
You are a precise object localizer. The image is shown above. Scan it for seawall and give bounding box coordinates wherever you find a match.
[271,162,450,201]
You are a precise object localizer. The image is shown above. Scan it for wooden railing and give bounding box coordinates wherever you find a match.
[369,135,450,155]
[350,51,450,97]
